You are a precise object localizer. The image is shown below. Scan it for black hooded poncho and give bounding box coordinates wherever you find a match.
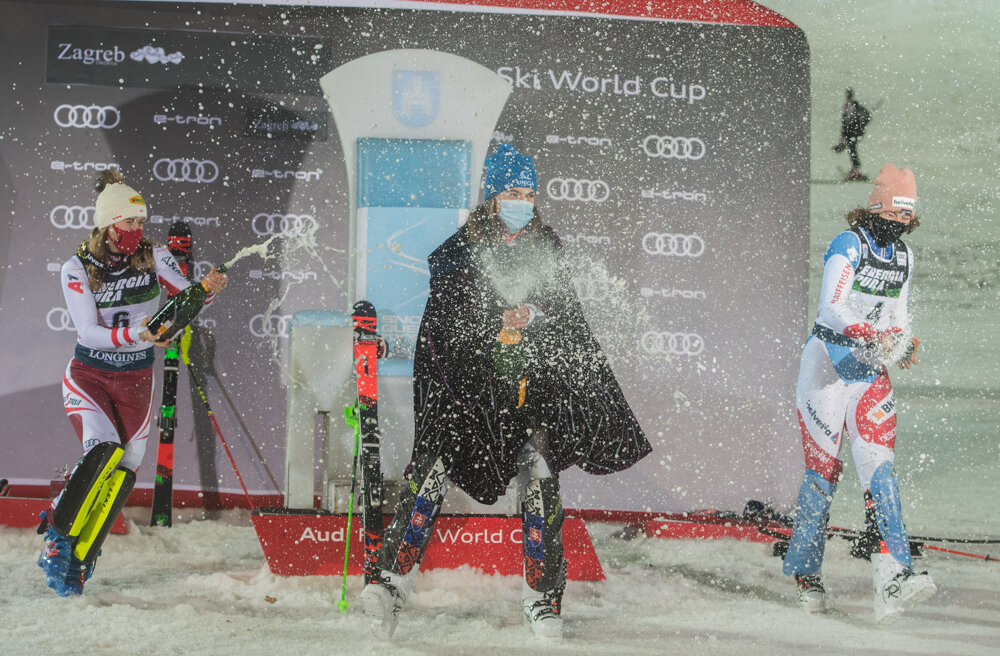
[411,223,651,504]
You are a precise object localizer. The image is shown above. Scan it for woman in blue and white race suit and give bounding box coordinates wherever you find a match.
[783,165,936,624]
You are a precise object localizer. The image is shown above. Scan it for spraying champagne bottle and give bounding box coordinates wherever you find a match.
[146,263,227,341]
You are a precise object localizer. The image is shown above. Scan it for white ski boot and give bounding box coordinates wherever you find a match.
[794,573,827,613]
[360,570,413,639]
[872,553,937,625]
[522,580,563,639]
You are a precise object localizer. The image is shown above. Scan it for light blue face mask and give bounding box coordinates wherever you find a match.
[498,199,535,233]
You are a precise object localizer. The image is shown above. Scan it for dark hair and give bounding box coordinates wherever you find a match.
[465,196,543,243]
[845,207,920,234]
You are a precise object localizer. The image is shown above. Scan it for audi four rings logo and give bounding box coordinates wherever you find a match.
[50,205,96,229]
[574,279,613,303]
[546,178,610,203]
[642,233,705,257]
[252,213,318,237]
[192,261,214,280]
[53,105,120,129]
[153,158,219,183]
[249,313,293,338]
[642,136,706,160]
[642,331,705,356]
[46,308,74,331]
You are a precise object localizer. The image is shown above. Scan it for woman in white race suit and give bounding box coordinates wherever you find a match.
[783,165,936,624]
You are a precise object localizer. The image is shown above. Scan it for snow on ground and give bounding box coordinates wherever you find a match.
[1,509,998,656]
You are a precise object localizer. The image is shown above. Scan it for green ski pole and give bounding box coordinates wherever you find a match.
[338,404,362,613]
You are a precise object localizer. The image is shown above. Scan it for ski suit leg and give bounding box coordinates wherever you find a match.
[843,371,913,569]
[517,440,565,595]
[784,338,848,576]
[63,360,155,472]
[847,137,860,171]
[377,452,449,579]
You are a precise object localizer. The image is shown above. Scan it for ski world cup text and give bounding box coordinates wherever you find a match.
[497,67,706,103]
[296,525,524,545]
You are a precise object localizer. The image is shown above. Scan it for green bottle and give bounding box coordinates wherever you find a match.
[146,264,227,341]
[492,326,526,379]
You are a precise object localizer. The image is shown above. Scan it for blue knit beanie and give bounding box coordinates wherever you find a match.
[483,144,537,199]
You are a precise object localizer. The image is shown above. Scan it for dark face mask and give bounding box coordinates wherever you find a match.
[869,216,908,247]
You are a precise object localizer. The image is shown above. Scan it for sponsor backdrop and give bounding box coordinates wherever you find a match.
[0,0,810,514]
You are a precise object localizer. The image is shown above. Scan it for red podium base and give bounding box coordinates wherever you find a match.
[0,496,128,534]
[251,510,605,580]
[644,512,778,543]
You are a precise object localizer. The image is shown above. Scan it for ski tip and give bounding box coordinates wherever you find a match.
[353,300,376,315]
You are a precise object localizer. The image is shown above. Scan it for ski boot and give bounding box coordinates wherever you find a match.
[62,549,100,597]
[794,573,827,613]
[360,570,413,639]
[872,553,937,625]
[846,168,868,182]
[38,525,76,596]
[522,565,566,640]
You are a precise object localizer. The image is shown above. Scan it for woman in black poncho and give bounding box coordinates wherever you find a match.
[361,144,650,640]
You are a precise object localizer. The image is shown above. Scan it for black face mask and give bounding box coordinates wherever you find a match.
[869,216,908,247]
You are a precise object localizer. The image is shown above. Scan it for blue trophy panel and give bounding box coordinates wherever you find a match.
[356,138,472,376]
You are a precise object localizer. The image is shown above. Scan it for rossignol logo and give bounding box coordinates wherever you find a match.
[51,160,120,173]
[130,45,184,65]
[150,214,221,227]
[642,189,708,203]
[53,105,120,129]
[154,114,222,127]
[640,287,706,301]
[545,135,612,148]
[560,234,611,246]
[497,67,706,103]
[56,43,126,66]
[249,269,319,282]
[251,169,322,182]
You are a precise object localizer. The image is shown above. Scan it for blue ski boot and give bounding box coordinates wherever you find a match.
[38,526,75,596]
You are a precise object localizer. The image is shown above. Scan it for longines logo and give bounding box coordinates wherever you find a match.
[154,114,222,127]
[150,214,220,227]
[642,189,708,203]
[497,66,706,103]
[251,118,320,135]
[251,169,322,182]
[51,161,119,173]
[545,135,612,148]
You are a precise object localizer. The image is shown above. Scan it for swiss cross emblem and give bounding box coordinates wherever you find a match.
[412,513,426,529]
[530,528,541,543]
